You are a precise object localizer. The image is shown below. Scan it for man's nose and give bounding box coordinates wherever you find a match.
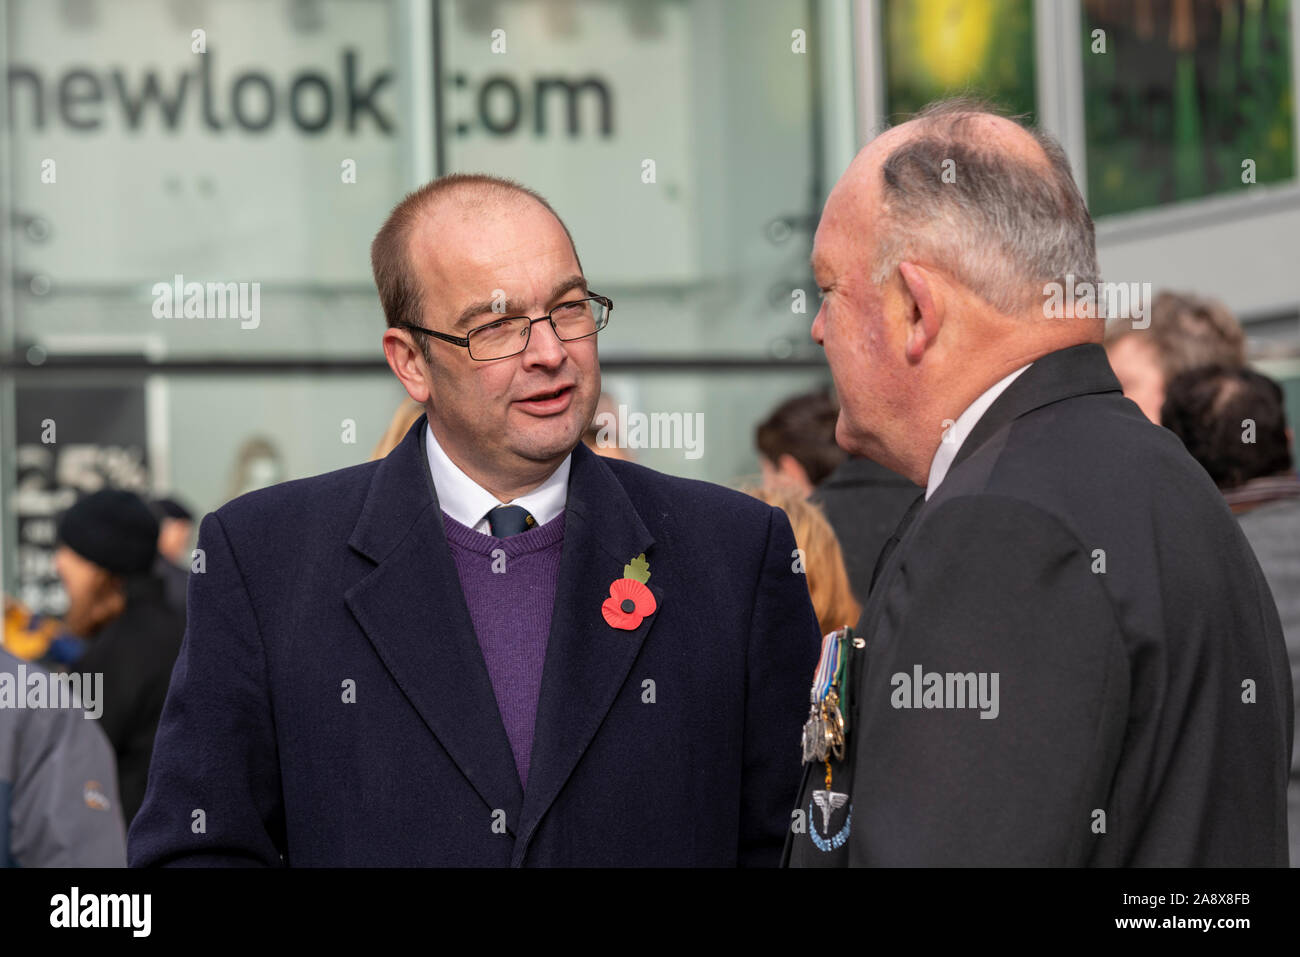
[52,547,70,583]
[521,317,567,368]
[811,304,826,345]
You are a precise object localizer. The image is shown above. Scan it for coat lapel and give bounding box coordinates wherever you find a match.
[511,443,662,862]
[864,344,1123,623]
[343,414,524,829]
[950,343,1123,474]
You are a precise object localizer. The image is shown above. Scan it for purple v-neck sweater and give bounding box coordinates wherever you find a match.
[441,510,566,789]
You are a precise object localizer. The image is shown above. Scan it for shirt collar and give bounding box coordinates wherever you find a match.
[424,421,571,534]
[925,363,1033,500]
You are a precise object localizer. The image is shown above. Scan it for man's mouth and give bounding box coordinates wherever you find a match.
[514,385,575,415]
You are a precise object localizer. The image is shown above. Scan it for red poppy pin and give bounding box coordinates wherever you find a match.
[602,553,656,631]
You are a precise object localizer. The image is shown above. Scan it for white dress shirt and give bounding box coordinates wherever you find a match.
[925,363,1032,500]
[425,422,571,534]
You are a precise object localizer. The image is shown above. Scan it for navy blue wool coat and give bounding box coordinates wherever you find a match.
[129,416,821,866]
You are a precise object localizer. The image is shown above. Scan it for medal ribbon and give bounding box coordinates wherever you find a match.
[811,629,842,704]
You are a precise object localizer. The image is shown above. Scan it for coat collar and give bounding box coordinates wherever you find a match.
[862,342,1123,625]
[948,342,1123,475]
[343,415,663,859]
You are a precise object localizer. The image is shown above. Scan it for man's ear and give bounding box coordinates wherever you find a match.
[381,329,432,404]
[897,261,944,362]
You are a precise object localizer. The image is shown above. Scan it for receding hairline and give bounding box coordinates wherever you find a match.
[823,96,1097,315]
[401,175,575,262]
[911,106,1050,166]
[414,177,560,228]
[824,106,1055,250]
[369,173,582,338]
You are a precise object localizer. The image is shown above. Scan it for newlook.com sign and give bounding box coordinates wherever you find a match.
[8,0,403,287]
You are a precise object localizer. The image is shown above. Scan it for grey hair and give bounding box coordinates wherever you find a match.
[871,97,1100,315]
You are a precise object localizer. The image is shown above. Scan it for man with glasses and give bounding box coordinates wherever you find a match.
[129,173,821,867]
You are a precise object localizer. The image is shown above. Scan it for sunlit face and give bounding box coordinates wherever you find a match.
[406,198,601,480]
[809,166,911,469]
[1106,335,1164,424]
[157,518,193,564]
[53,545,119,637]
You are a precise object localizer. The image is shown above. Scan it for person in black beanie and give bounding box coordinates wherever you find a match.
[54,488,186,826]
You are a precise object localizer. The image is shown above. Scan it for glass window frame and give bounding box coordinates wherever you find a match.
[854,0,1300,236]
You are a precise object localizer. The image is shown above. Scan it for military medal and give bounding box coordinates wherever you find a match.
[802,627,854,849]
[801,627,850,764]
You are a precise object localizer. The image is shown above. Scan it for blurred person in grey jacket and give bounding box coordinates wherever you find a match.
[0,649,126,866]
[1163,364,1300,865]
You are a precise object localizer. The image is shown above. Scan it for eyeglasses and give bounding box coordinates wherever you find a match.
[397,293,612,361]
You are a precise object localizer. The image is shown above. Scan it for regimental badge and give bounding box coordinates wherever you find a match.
[812,789,848,832]
[810,789,851,850]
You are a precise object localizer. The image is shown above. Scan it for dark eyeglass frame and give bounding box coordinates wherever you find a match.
[396,293,613,361]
